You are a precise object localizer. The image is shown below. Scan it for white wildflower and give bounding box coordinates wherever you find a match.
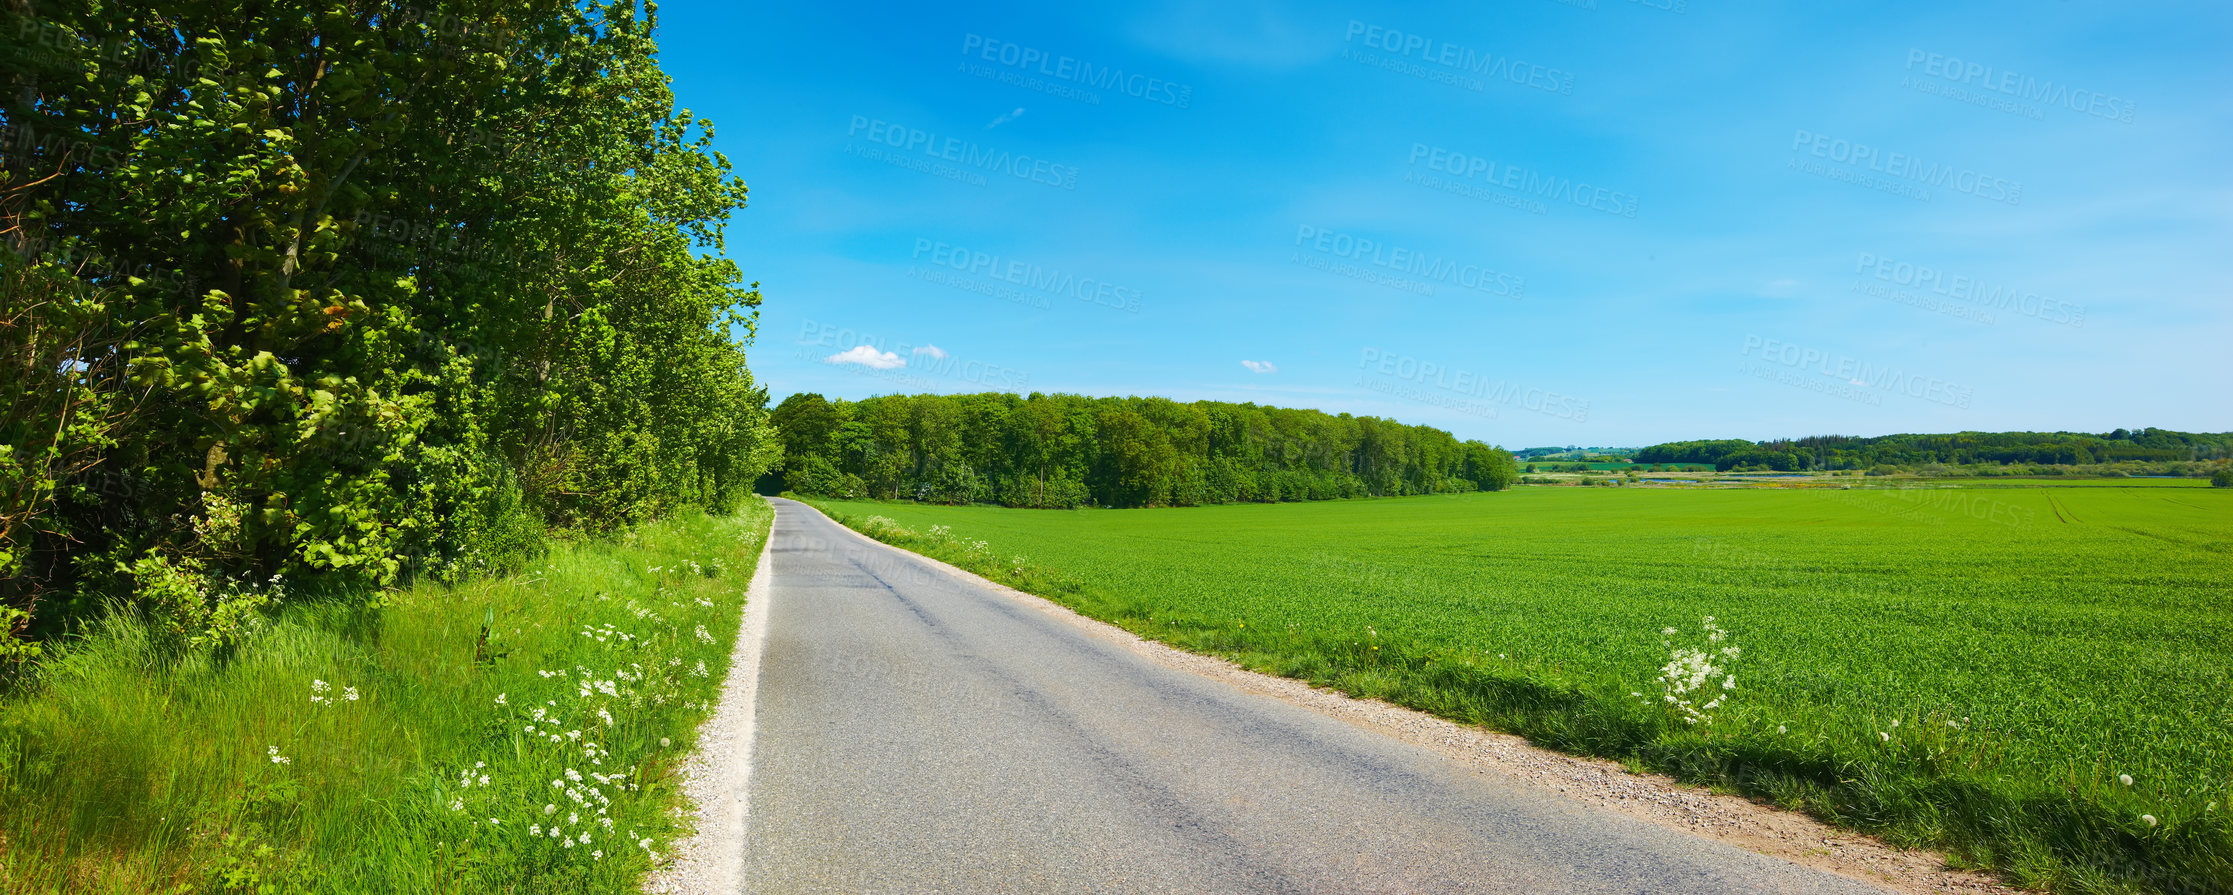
[268,746,290,765]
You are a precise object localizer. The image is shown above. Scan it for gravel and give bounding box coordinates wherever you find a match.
[644,501,776,895]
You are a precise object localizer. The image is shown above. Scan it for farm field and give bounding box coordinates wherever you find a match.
[806,484,2233,894]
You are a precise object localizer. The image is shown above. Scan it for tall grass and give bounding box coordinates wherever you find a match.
[807,487,2233,895]
[0,502,772,894]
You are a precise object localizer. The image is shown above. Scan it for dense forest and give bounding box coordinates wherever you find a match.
[1,2,777,650]
[1635,429,2232,471]
[764,392,1518,508]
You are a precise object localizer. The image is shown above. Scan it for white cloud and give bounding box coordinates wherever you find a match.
[986,108,1025,129]
[826,345,905,370]
[1759,278,1802,298]
[1240,359,1278,374]
[913,344,949,360]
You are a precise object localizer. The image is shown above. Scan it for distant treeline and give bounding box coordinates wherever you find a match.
[766,393,1517,508]
[1635,429,2232,471]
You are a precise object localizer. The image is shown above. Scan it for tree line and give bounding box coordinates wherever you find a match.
[1,2,776,653]
[766,392,1517,508]
[1635,429,2232,472]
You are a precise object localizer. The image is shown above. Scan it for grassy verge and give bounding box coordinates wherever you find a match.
[0,501,773,894]
[799,490,2232,895]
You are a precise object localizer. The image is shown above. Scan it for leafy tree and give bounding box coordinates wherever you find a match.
[771,392,1516,509]
[1,1,776,645]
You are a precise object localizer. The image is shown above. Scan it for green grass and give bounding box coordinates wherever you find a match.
[0,502,772,894]
[1924,477,2218,488]
[805,485,2233,895]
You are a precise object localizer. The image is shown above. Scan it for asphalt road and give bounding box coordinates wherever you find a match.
[743,497,1887,894]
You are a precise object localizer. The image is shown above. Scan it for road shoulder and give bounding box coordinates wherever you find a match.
[646,497,778,895]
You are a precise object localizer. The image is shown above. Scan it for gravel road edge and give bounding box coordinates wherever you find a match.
[645,499,777,895]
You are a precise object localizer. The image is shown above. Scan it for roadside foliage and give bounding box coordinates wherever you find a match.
[766,391,1517,508]
[0,0,778,651]
[0,3,783,891]
[0,504,774,892]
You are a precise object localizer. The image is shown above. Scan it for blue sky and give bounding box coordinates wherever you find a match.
[653,0,2229,449]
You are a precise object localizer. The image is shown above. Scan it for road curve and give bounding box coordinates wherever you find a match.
[743,497,1888,894]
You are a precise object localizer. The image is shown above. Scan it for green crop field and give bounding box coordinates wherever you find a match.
[805,484,2233,895]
